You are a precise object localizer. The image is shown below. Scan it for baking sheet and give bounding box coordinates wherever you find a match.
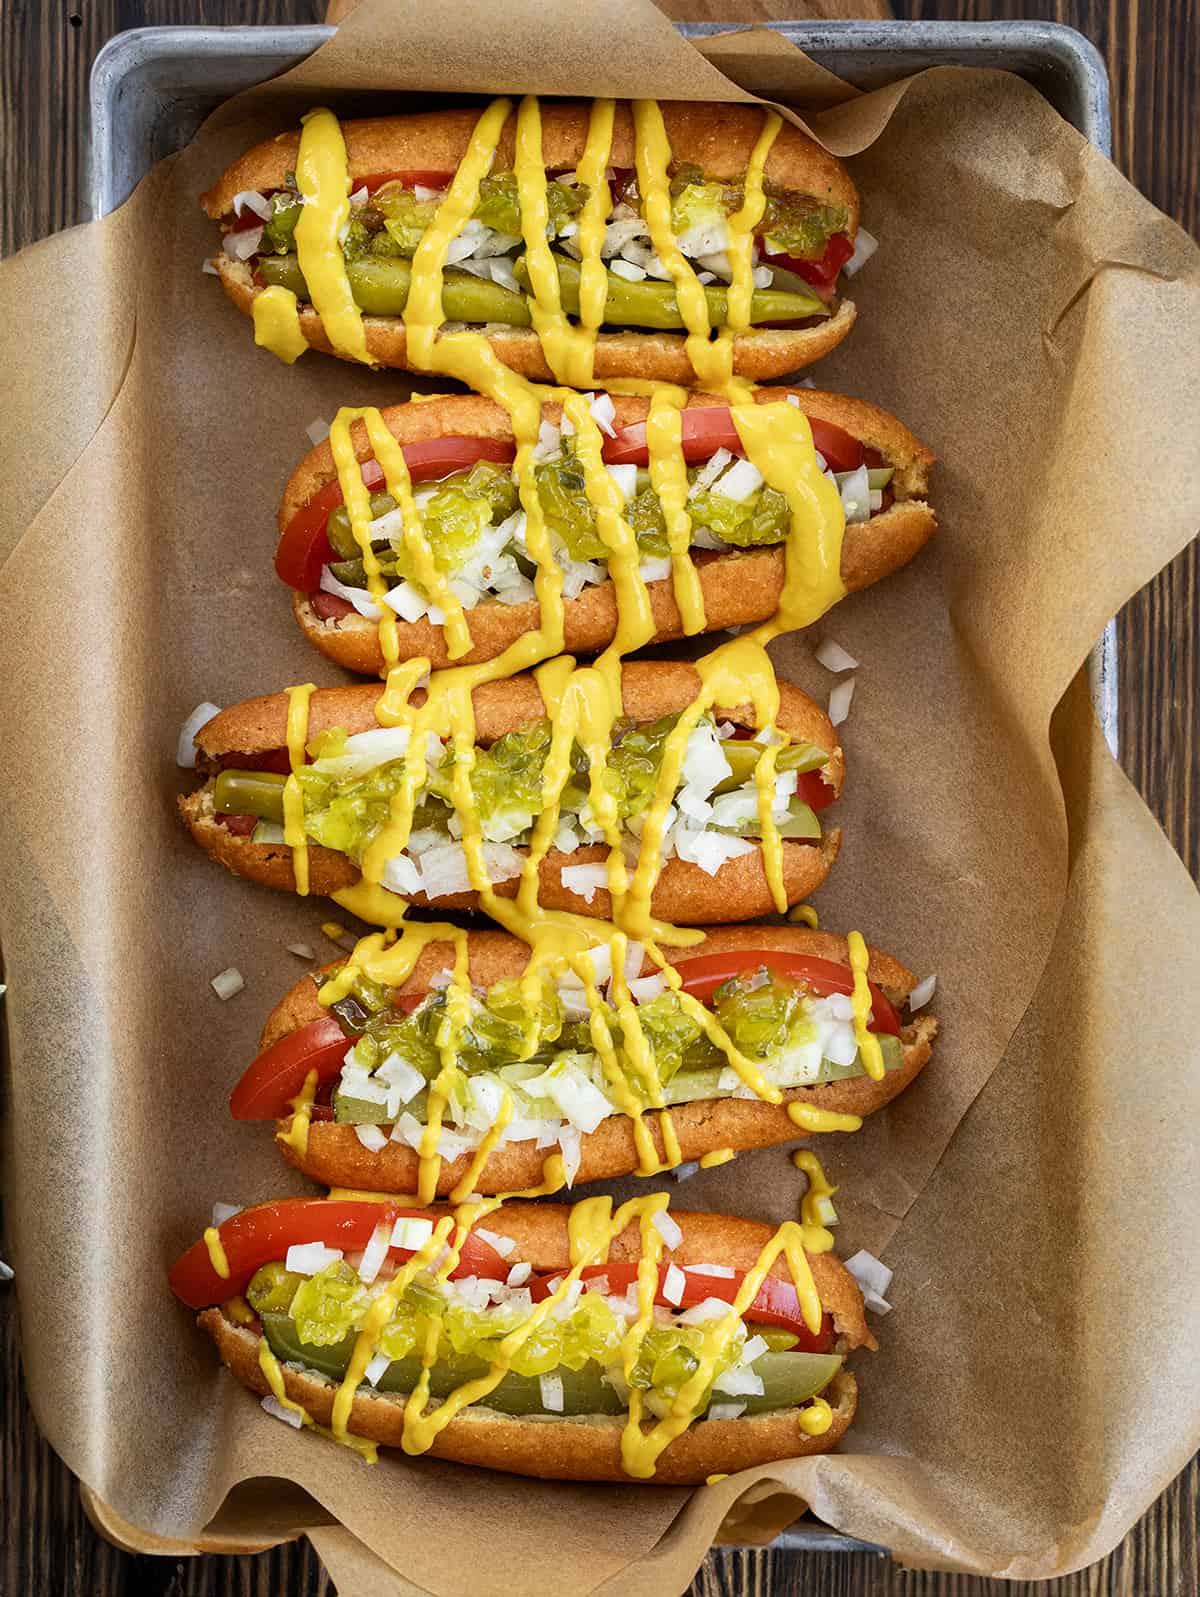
[1,1,1199,1591]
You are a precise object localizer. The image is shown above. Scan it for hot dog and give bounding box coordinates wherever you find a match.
[280,388,935,674]
[177,661,844,923]
[236,927,937,1196]
[171,1196,873,1482]
[203,100,863,382]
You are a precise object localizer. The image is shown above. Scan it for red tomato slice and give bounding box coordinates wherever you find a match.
[528,1262,833,1346]
[673,951,900,1035]
[168,1198,509,1308]
[229,1018,351,1121]
[763,232,854,298]
[794,769,836,814]
[275,437,516,591]
[602,406,869,477]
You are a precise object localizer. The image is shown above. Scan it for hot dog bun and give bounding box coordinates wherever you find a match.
[178,662,844,921]
[196,1200,871,1484]
[203,102,859,379]
[263,926,938,1194]
[283,388,936,674]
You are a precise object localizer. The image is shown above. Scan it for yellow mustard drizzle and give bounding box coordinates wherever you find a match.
[793,1148,838,1239]
[258,1336,379,1461]
[282,682,315,896]
[699,1148,734,1170]
[293,108,372,366]
[277,1066,319,1158]
[261,100,860,1189]
[846,930,886,1083]
[632,100,718,391]
[788,902,819,928]
[707,1473,729,1484]
[251,285,308,363]
[787,1101,862,1136]
[202,1227,230,1280]
[646,388,706,633]
[719,111,782,400]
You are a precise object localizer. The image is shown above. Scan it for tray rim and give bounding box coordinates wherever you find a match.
[77,15,1116,1564]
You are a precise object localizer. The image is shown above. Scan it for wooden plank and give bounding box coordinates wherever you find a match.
[0,1,1194,1593]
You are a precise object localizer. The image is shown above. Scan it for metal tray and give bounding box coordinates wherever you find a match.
[83,18,1115,1562]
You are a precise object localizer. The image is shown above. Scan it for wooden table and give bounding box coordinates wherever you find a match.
[1,1,1195,1592]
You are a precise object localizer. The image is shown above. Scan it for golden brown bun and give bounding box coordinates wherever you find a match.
[178,662,844,920]
[195,1196,870,1483]
[201,1312,857,1484]
[213,255,855,381]
[262,926,938,1195]
[203,103,858,227]
[180,784,840,921]
[282,388,936,673]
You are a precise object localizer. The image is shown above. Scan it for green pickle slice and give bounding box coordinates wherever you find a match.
[259,1312,841,1418]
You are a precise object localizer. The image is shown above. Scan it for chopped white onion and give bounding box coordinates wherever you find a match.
[839,465,872,525]
[211,1201,241,1227]
[707,1402,746,1421]
[909,974,937,1011]
[319,566,382,620]
[538,1374,565,1412]
[210,967,244,1001]
[689,447,734,499]
[561,863,609,904]
[610,257,647,281]
[285,1242,343,1275]
[558,1125,582,1186]
[506,1261,532,1287]
[286,943,315,960]
[475,1228,516,1258]
[251,820,285,845]
[651,1209,683,1252]
[354,1123,388,1153]
[355,1221,392,1287]
[391,1216,434,1251]
[828,675,856,727]
[418,840,524,899]
[348,185,369,207]
[233,189,272,221]
[201,258,220,276]
[223,225,263,261]
[679,1297,735,1326]
[842,226,879,278]
[588,393,616,436]
[844,1249,894,1299]
[687,1263,735,1279]
[741,1334,768,1364]
[381,853,422,896]
[363,1350,391,1386]
[605,463,638,502]
[713,1364,765,1397]
[671,1161,700,1182]
[815,638,859,674]
[306,417,330,446]
[661,1263,686,1306]
[863,1291,893,1316]
[176,702,221,768]
[261,1394,303,1429]
[752,265,773,288]
[628,973,667,1003]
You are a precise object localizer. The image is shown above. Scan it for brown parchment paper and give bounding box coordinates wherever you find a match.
[1,2,1199,1591]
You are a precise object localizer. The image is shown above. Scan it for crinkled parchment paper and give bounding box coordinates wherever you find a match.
[0,1,1198,1590]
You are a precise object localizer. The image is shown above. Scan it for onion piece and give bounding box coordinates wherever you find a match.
[223,225,263,261]
[176,702,221,768]
[842,226,879,278]
[364,1351,391,1386]
[210,967,244,1001]
[708,1401,747,1421]
[261,1394,303,1429]
[539,1374,564,1412]
[319,566,382,620]
[687,1263,735,1279]
[306,417,330,446]
[355,1124,388,1153]
[561,863,609,904]
[844,1249,893,1300]
[506,1261,532,1287]
[828,675,856,727]
[815,638,859,674]
[233,190,272,220]
[671,1161,700,1182]
[285,1242,343,1275]
[391,1216,433,1251]
[286,943,315,960]
[651,1209,683,1252]
[474,1228,516,1258]
[908,974,937,1011]
[357,1222,392,1287]
[661,1263,686,1306]
[201,258,220,276]
[211,1201,242,1227]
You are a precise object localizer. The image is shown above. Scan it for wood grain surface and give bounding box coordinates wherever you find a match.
[1,1,1196,1593]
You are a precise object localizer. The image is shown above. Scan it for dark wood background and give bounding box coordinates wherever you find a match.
[1,1,1196,1592]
